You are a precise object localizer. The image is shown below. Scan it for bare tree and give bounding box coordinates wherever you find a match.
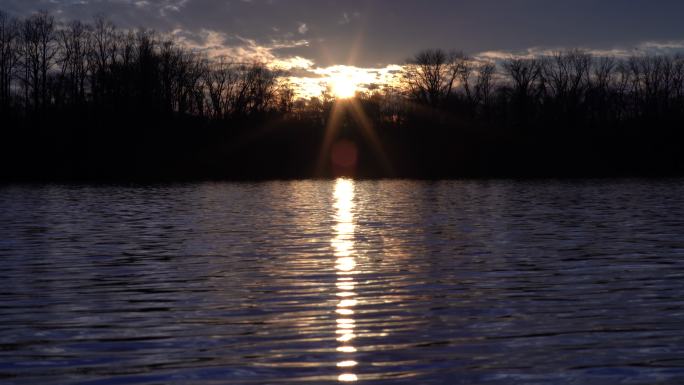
[474,62,496,114]
[540,50,592,120]
[19,11,57,112]
[502,57,544,126]
[58,20,91,105]
[90,15,117,104]
[503,58,542,99]
[174,49,205,115]
[458,56,476,108]
[0,11,19,111]
[592,56,616,92]
[672,55,684,103]
[503,57,542,100]
[275,80,295,114]
[584,56,616,121]
[542,50,590,99]
[203,56,235,119]
[403,49,467,107]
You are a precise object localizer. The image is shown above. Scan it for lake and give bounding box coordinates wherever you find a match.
[1,179,683,384]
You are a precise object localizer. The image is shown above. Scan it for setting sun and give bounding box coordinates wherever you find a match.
[3,2,684,385]
[330,76,358,99]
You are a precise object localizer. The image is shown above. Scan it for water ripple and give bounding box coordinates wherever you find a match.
[1,179,684,384]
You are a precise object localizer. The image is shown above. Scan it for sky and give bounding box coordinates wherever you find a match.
[4,0,684,97]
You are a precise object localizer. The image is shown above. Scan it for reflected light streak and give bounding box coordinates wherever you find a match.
[333,179,359,382]
[337,346,357,353]
[337,360,358,368]
[336,257,356,271]
[337,333,356,342]
[339,373,359,382]
[339,299,357,307]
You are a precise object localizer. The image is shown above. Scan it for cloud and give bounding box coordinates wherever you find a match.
[172,28,313,71]
[120,0,190,17]
[474,40,684,64]
[6,0,684,68]
[338,11,360,25]
[274,56,314,71]
[6,0,684,99]
[297,23,308,35]
[172,26,684,100]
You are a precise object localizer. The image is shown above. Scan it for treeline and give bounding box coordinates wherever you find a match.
[327,49,684,177]
[0,10,302,180]
[0,10,293,120]
[1,9,684,180]
[400,48,684,129]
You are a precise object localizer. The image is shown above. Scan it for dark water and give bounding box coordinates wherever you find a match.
[1,180,684,385]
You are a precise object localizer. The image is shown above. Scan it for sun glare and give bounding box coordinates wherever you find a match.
[289,65,403,99]
[330,76,358,99]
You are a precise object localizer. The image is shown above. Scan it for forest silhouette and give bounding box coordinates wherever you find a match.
[1,10,684,181]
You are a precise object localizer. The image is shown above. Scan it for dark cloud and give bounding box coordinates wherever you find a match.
[4,0,684,67]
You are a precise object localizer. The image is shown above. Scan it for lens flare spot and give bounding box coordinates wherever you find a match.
[331,140,358,169]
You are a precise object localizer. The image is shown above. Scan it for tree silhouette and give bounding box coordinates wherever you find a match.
[1,8,684,181]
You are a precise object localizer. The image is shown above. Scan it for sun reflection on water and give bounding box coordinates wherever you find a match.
[332,178,359,382]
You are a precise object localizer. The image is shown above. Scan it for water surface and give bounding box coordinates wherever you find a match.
[1,179,684,384]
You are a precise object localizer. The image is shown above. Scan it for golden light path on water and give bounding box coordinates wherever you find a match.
[332,179,359,382]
